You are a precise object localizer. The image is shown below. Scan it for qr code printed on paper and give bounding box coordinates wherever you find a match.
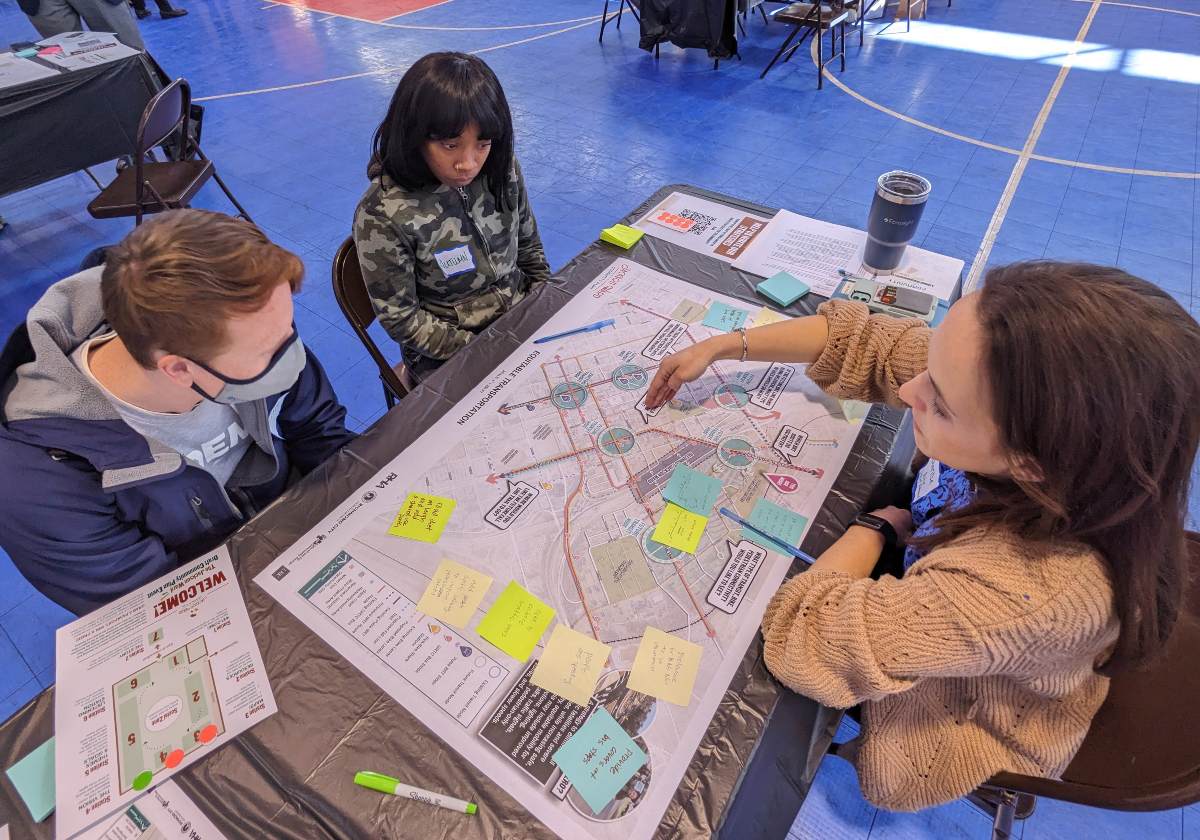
[678,209,717,236]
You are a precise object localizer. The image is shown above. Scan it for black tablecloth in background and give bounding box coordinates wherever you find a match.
[0,52,169,198]
[0,185,934,839]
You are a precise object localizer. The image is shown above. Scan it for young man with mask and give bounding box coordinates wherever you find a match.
[0,210,355,615]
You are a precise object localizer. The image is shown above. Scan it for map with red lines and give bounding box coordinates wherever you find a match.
[256,258,863,840]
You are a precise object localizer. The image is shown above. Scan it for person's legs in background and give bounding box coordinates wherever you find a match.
[152,0,187,19]
[72,0,145,49]
[23,0,83,39]
[131,0,186,21]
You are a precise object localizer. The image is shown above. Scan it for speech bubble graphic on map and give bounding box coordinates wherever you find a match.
[485,480,540,530]
[707,540,769,614]
[641,320,687,361]
[771,425,809,463]
[634,393,664,425]
[749,363,795,410]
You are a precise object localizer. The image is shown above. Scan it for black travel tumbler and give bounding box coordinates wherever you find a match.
[862,171,932,273]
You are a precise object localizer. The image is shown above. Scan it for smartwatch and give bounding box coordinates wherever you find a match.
[853,513,898,548]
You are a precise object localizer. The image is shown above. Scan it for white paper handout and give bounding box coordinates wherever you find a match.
[633,191,773,263]
[255,257,863,840]
[732,209,964,299]
[0,52,59,90]
[73,780,227,840]
[54,547,275,839]
[36,32,140,71]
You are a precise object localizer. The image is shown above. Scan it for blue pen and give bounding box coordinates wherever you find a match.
[532,316,614,343]
[717,507,817,566]
[532,318,615,344]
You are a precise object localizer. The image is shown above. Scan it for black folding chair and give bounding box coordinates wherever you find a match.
[759,2,850,87]
[331,237,411,410]
[87,78,251,225]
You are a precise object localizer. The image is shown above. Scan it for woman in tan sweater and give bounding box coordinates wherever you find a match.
[644,262,1200,811]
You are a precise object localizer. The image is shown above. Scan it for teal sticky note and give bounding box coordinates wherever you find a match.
[662,464,723,516]
[756,271,810,307]
[5,736,55,822]
[702,302,749,332]
[552,708,647,814]
[749,498,809,548]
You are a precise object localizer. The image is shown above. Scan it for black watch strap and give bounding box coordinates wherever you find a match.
[853,513,898,548]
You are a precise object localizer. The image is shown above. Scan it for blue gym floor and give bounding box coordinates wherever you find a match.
[1,0,1198,836]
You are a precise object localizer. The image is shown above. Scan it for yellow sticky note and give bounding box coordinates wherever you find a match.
[530,624,611,705]
[476,581,556,661]
[628,626,703,706]
[751,306,789,328]
[600,223,644,249]
[388,492,456,542]
[416,559,493,628]
[651,503,708,554]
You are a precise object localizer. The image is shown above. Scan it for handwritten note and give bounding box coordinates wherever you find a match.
[531,624,611,705]
[416,559,493,628]
[748,498,809,547]
[476,581,556,661]
[702,301,750,332]
[388,492,456,542]
[661,464,723,516]
[552,708,647,813]
[628,627,702,706]
[651,503,707,554]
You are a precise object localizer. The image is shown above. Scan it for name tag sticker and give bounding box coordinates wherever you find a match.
[914,459,941,501]
[434,244,475,278]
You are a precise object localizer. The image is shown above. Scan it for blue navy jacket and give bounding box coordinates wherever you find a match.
[0,269,356,615]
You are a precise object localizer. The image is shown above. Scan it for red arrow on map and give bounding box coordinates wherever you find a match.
[747,410,781,421]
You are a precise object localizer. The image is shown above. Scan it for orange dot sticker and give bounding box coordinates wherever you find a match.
[132,770,153,791]
[164,749,185,769]
[198,724,218,744]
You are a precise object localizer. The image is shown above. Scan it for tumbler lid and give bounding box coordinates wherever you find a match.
[876,171,931,204]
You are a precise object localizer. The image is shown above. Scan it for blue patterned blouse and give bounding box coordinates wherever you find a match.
[903,460,976,571]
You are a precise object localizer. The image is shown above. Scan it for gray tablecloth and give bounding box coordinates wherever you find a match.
[0,185,936,839]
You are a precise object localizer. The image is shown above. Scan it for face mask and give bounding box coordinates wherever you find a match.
[190,327,306,406]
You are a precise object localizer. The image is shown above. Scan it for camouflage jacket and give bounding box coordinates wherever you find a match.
[353,160,551,363]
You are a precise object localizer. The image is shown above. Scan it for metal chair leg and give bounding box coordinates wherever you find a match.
[382,379,396,410]
[757,3,769,23]
[760,24,800,78]
[840,21,846,71]
[599,0,611,42]
[816,24,824,89]
[991,792,1017,840]
[210,169,254,223]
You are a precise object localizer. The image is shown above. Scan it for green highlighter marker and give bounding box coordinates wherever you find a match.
[354,771,478,815]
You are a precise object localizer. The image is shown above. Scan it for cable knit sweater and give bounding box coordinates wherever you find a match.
[761,300,1120,811]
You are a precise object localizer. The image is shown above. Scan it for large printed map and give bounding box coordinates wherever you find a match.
[255,258,863,840]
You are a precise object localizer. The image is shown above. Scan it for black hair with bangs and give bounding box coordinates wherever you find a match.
[370,52,515,211]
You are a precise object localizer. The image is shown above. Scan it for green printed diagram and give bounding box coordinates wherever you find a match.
[114,637,225,793]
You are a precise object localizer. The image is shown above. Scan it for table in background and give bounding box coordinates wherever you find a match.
[0,51,170,199]
[0,185,938,839]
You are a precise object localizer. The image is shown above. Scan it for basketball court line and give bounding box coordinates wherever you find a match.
[194,18,598,101]
[262,0,599,31]
[1066,0,1200,17]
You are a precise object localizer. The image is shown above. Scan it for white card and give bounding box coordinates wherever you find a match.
[434,244,475,278]
[913,459,941,501]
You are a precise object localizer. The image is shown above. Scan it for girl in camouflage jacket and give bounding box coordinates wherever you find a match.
[354,52,551,380]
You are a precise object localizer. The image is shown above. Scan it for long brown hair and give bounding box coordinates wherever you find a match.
[917,261,1200,673]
